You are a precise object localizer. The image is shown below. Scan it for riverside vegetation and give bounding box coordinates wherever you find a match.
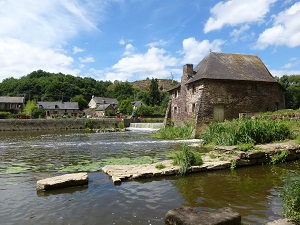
[153,110,300,223]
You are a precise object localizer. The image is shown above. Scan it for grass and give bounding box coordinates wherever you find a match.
[280,172,300,224]
[200,118,291,146]
[153,124,194,139]
[171,144,203,175]
[155,163,166,170]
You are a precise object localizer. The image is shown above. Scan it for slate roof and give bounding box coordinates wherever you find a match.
[187,52,277,84]
[92,97,118,105]
[96,104,114,111]
[37,102,79,110]
[167,83,181,92]
[132,101,144,107]
[0,96,25,103]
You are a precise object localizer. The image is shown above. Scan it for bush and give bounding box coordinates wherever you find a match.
[200,119,291,146]
[31,108,46,119]
[172,144,203,175]
[280,172,300,223]
[153,124,194,139]
[0,111,12,119]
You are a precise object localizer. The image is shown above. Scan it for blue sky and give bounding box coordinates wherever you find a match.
[0,0,299,82]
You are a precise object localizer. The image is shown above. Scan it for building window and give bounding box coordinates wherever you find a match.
[250,84,258,96]
[192,103,196,113]
[192,84,196,94]
[174,107,178,114]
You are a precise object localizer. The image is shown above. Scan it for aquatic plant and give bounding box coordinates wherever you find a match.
[200,119,291,146]
[155,163,166,170]
[269,150,288,165]
[172,144,203,176]
[280,172,300,224]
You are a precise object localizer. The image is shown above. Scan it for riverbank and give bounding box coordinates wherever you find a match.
[102,140,300,184]
[0,118,126,131]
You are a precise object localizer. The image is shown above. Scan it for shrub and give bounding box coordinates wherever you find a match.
[270,150,288,165]
[236,143,255,151]
[172,144,203,175]
[280,172,300,223]
[200,119,291,146]
[153,124,194,139]
[0,111,12,119]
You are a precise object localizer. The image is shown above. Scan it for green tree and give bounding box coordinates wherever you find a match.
[70,95,88,110]
[23,100,38,117]
[31,108,46,119]
[148,78,161,106]
[119,99,133,115]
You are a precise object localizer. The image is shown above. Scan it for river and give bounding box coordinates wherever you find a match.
[0,130,299,225]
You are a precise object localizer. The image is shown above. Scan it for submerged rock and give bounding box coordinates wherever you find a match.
[36,172,88,191]
[164,207,241,225]
[266,219,295,225]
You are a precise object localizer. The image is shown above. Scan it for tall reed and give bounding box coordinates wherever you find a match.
[201,119,291,146]
[153,124,194,139]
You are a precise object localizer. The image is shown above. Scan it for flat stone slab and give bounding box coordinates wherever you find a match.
[266,219,295,225]
[36,172,88,191]
[102,141,300,184]
[165,207,241,225]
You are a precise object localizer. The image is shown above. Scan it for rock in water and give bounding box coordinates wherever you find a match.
[165,207,241,225]
[36,172,88,191]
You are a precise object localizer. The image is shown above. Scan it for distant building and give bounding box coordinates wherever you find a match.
[88,96,118,109]
[0,96,25,113]
[36,101,81,117]
[132,101,145,110]
[165,52,285,136]
[95,104,116,117]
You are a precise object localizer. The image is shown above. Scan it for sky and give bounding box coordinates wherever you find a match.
[0,0,299,82]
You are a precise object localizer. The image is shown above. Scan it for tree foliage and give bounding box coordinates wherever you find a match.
[277,75,300,109]
[23,100,38,117]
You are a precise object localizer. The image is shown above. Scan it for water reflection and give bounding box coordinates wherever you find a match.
[0,130,299,224]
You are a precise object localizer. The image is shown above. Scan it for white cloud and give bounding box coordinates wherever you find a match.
[73,46,85,54]
[119,39,125,45]
[0,38,78,81]
[0,0,106,80]
[204,0,277,33]
[181,37,225,64]
[146,40,167,48]
[270,69,300,77]
[108,47,179,81]
[255,2,300,49]
[79,57,95,63]
[123,44,135,56]
[0,0,102,48]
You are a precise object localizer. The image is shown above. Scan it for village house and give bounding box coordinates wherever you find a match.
[165,52,285,136]
[88,96,118,109]
[0,96,25,113]
[36,101,81,117]
[95,104,116,117]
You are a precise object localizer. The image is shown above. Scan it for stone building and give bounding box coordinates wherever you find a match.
[165,52,285,136]
[0,96,25,113]
[36,101,81,117]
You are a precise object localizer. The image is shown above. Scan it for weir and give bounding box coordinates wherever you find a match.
[128,122,163,130]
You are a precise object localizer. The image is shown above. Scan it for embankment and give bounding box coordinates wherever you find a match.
[0,118,127,131]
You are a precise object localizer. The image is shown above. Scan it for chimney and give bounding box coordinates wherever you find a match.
[181,64,193,84]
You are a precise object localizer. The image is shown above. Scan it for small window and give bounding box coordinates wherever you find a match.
[174,107,178,114]
[251,84,258,96]
[192,103,196,113]
[192,84,196,94]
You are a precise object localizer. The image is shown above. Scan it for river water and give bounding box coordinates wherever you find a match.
[0,130,299,225]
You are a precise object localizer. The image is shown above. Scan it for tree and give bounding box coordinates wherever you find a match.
[148,78,161,106]
[31,108,46,118]
[119,99,133,115]
[23,100,38,117]
[70,95,88,110]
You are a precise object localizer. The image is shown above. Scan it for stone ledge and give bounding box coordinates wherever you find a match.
[102,141,300,184]
[36,172,88,191]
[265,219,295,225]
